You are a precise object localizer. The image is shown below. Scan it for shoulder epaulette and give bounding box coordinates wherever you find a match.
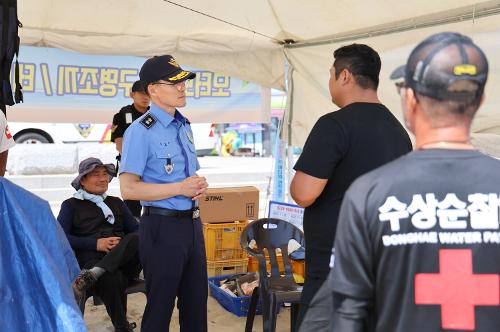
[140,113,157,129]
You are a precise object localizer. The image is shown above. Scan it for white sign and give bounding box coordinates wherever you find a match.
[268,200,304,230]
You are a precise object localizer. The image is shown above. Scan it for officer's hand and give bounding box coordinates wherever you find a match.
[192,177,208,201]
[192,189,207,201]
[180,176,208,198]
[97,237,121,252]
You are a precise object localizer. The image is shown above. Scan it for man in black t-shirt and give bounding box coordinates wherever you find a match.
[291,44,412,328]
[111,80,150,218]
[321,32,500,332]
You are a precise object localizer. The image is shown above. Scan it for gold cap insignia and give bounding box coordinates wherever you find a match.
[168,58,180,68]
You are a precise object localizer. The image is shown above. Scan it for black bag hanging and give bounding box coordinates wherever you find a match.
[0,0,22,116]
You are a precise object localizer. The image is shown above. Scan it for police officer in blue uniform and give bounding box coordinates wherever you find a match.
[119,55,208,332]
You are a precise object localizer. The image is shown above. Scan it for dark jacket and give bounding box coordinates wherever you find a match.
[57,195,138,265]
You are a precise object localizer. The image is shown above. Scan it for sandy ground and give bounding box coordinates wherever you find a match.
[84,294,291,332]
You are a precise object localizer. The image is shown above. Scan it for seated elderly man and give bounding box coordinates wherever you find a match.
[57,157,140,332]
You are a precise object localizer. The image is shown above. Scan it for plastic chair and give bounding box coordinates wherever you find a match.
[78,277,146,315]
[240,218,305,332]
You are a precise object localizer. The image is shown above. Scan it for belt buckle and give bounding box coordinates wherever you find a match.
[192,208,200,219]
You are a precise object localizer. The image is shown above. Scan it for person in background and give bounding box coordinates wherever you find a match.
[111,80,150,218]
[58,157,141,332]
[0,111,15,176]
[290,43,412,329]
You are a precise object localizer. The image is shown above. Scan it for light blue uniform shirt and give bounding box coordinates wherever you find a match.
[119,104,200,210]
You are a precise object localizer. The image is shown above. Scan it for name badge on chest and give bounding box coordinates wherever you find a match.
[125,113,133,124]
[164,155,174,175]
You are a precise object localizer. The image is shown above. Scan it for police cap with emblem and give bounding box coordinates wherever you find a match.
[390,32,488,102]
[139,55,196,86]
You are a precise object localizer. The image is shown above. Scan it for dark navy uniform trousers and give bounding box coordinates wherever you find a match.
[139,214,208,332]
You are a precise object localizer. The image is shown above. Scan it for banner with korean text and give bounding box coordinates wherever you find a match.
[9,46,270,124]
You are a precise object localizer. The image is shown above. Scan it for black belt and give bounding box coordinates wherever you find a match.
[143,206,200,219]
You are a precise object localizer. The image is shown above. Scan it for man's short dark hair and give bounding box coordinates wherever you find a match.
[333,44,381,90]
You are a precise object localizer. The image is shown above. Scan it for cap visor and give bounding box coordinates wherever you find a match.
[390,65,406,80]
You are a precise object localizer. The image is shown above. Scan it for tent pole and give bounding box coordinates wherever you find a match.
[285,2,500,49]
[284,55,295,203]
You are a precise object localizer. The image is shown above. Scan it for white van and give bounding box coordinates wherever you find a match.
[9,122,217,156]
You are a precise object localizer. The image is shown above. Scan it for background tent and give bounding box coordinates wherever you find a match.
[16,0,500,153]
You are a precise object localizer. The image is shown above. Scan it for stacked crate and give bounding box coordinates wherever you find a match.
[203,220,249,277]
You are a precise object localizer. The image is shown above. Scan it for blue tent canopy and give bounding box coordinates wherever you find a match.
[0,177,86,331]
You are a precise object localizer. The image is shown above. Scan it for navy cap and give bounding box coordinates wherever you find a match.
[139,55,196,86]
[131,80,146,93]
[390,32,488,102]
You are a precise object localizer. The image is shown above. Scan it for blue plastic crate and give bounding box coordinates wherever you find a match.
[208,274,262,317]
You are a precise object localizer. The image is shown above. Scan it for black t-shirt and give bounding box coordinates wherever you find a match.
[332,149,500,332]
[110,104,146,143]
[294,102,412,278]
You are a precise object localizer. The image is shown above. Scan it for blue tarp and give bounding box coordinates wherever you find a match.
[0,177,86,331]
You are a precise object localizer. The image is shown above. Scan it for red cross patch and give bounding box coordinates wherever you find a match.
[5,125,12,139]
[415,249,499,330]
